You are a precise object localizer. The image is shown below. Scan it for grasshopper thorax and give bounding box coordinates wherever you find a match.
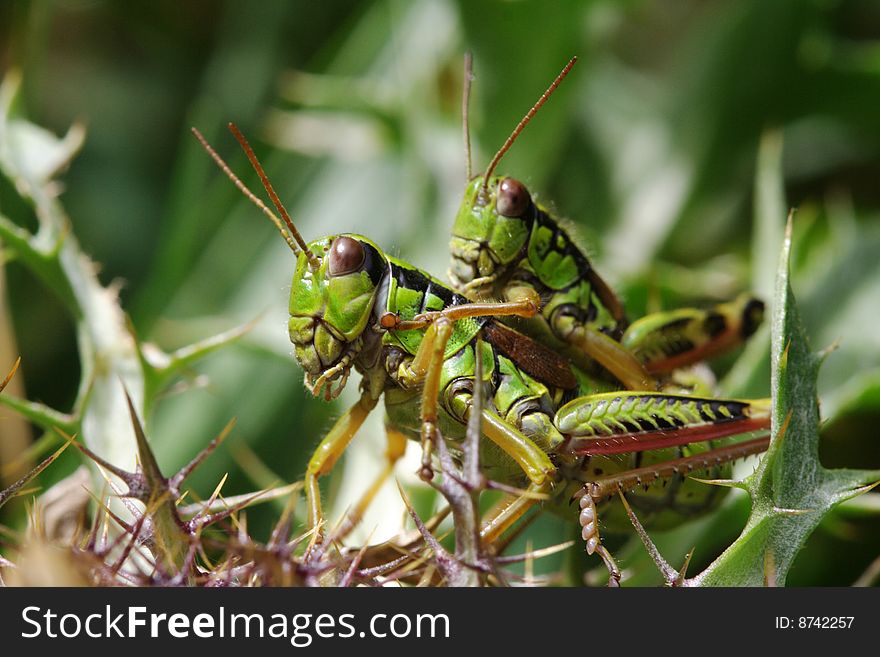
[448,175,535,296]
[288,234,387,398]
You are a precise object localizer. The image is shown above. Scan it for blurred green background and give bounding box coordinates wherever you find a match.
[1,0,879,585]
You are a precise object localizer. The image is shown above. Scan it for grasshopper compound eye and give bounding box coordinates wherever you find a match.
[328,236,366,276]
[496,177,531,217]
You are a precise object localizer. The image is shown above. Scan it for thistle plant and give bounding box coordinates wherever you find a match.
[2,0,880,586]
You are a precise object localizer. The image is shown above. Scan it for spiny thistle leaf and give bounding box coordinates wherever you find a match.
[396,481,460,585]
[693,216,880,586]
[0,72,85,188]
[0,435,74,509]
[134,317,258,411]
[616,490,681,585]
[0,356,20,393]
[0,71,145,490]
[0,355,75,434]
[0,393,76,434]
[177,482,301,521]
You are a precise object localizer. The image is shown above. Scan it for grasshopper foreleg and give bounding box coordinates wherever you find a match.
[382,290,540,333]
[403,316,457,481]
[305,391,378,539]
[386,293,542,482]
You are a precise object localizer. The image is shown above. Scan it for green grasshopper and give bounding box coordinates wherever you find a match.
[193,124,771,584]
[449,57,765,393]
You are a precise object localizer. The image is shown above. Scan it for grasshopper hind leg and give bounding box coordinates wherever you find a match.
[622,294,765,375]
[579,488,621,587]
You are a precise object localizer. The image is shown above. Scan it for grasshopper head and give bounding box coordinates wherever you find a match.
[190,125,386,399]
[288,234,387,397]
[449,175,533,297]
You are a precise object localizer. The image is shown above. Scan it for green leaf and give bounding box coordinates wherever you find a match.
[694,216,880,586]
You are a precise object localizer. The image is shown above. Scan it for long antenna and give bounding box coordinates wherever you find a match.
[227,122,320,271]
[191,127,300,255]
[462,52,474,181]
[479,56,577,199]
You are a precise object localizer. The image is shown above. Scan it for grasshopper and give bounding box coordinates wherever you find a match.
[449,56,765,393]
[448,57,770,575]
[193,123,771,584]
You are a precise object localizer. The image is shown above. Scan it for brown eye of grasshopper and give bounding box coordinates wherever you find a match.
[328,236,365,276]
[495,177,530,217]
